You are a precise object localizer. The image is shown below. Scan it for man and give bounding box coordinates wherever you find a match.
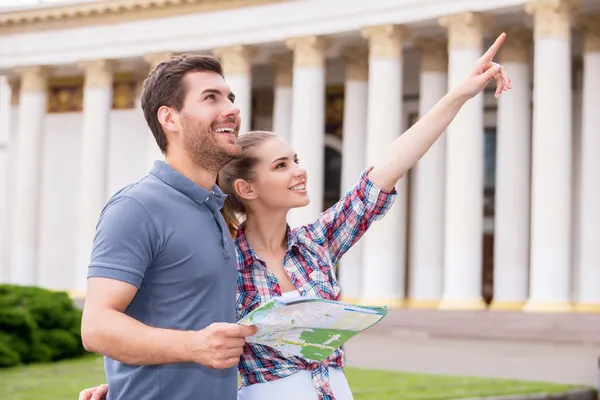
[80,54,257,400]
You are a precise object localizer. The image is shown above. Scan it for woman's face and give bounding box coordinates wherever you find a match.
[245,137,310,212]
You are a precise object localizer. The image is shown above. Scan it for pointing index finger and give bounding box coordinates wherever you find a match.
[481,32,506,62]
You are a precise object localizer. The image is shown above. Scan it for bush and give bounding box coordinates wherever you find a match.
[0,334,21,367]
[0,284,87,368]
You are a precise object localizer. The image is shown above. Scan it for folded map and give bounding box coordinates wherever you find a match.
[237,295,387,361]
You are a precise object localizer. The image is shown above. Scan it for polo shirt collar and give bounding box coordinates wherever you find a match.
[149,161,226,208]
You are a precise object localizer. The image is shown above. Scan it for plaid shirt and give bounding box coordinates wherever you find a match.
[235,167,396,400]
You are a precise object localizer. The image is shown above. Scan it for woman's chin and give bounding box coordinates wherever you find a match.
[289,196,310,209]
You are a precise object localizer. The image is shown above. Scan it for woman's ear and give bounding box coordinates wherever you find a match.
[234,179,257,202]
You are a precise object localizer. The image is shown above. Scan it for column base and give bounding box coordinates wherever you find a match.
[65,289,87,300]
[522,301,573,313]
[438,298,487,310]
[488,301,526,311]
[406,299,440,309]
[357,297,405,309]
[573,303,600,314]
[340,296,361,305]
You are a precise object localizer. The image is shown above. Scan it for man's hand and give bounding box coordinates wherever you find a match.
[189,323,258,369]
[78,384,108,400]
[456,32,512,100]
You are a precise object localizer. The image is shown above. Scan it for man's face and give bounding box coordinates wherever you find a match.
[173,71,242,172]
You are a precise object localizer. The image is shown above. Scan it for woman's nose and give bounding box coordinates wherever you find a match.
[292,166,307,178]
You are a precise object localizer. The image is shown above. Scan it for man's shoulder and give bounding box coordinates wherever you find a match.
[106,174,172,212]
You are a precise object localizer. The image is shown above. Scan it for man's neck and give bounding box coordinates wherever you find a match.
[164,152,217,191]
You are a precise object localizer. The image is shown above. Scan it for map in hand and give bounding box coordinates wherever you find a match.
[237,295,387,361]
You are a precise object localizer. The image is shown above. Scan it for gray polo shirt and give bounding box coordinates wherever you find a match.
[88,161,238,400]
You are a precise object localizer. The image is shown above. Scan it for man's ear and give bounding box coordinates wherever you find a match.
[234,179,257,202]
[157,105,179,134]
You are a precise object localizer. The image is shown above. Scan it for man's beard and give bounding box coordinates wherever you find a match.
[181,117,241,175]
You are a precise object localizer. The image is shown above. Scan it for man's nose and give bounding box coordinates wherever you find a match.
[222,102,240,119]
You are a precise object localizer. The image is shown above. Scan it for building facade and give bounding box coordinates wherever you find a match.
[0,0,599,313]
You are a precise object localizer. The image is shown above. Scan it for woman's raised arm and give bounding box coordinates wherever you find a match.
[368,32,511,192]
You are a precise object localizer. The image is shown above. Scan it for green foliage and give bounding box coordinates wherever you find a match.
[0,284,86,368]
[0,334,21,367]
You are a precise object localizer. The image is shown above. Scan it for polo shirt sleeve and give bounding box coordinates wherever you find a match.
[87,195,159,289]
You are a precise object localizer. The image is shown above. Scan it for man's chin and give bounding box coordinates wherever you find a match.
[222,143,242,159]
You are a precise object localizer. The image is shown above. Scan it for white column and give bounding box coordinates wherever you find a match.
[490,27,533,311]
[285,36,329,228]
[270,53,293,142]
[570,57,583,303]
[0,77,14,283]
[9,66,48,286]
[407,38,448,308]
[575,15,600,313]
[2,80,19,283]
[142,52,173,168]
[338,46,368,303]
[213,45,255,134]
[75,60,114,293]
[523,0,578,313]
[437,12,487,310]
[359,24,409,308]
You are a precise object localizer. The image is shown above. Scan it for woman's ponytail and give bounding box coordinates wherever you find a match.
[217,131,278,238]
[221,196,240,238]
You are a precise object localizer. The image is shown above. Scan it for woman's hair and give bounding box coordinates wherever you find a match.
[218,131,277,237]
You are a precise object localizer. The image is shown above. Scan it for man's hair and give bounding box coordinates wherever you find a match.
[140,54,224,154]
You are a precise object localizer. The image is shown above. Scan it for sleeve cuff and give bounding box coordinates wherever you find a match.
[88,264,144,289]
[358,166,398,205]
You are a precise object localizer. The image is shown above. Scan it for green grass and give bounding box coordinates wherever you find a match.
[343,368,579,400]
[0,354,584,400]
[0,354,106,400]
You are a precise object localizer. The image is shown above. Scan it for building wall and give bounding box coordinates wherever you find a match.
[5,48,583,293]
[34,110,149,290]
[0,28,587,304]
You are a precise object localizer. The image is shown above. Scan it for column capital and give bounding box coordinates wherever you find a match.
[16,66,47,93]
[361,24,410,60]
[340,45,368,81]
[438,12,489,50]
[143,52,175,68]
[8,79,20,106]
[78,59,114,89]
[285,35,330,68]
[580,14,600,53]
[494,26,532,63]
[213,45,257,75]
[416,37,448,72]
[270,52,293,86]
[525,0,579,39]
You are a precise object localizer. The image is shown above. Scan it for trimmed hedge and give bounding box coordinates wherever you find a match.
[0,284,86,368]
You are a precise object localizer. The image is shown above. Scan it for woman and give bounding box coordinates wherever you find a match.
[79,33,511,400]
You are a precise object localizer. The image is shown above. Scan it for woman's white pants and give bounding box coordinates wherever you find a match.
[237,368,353,400]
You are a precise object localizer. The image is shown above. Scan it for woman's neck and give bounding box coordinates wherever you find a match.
[243,211,288,254]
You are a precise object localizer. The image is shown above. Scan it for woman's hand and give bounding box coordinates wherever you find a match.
[78,384,108,400]
[455,32,512,100]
